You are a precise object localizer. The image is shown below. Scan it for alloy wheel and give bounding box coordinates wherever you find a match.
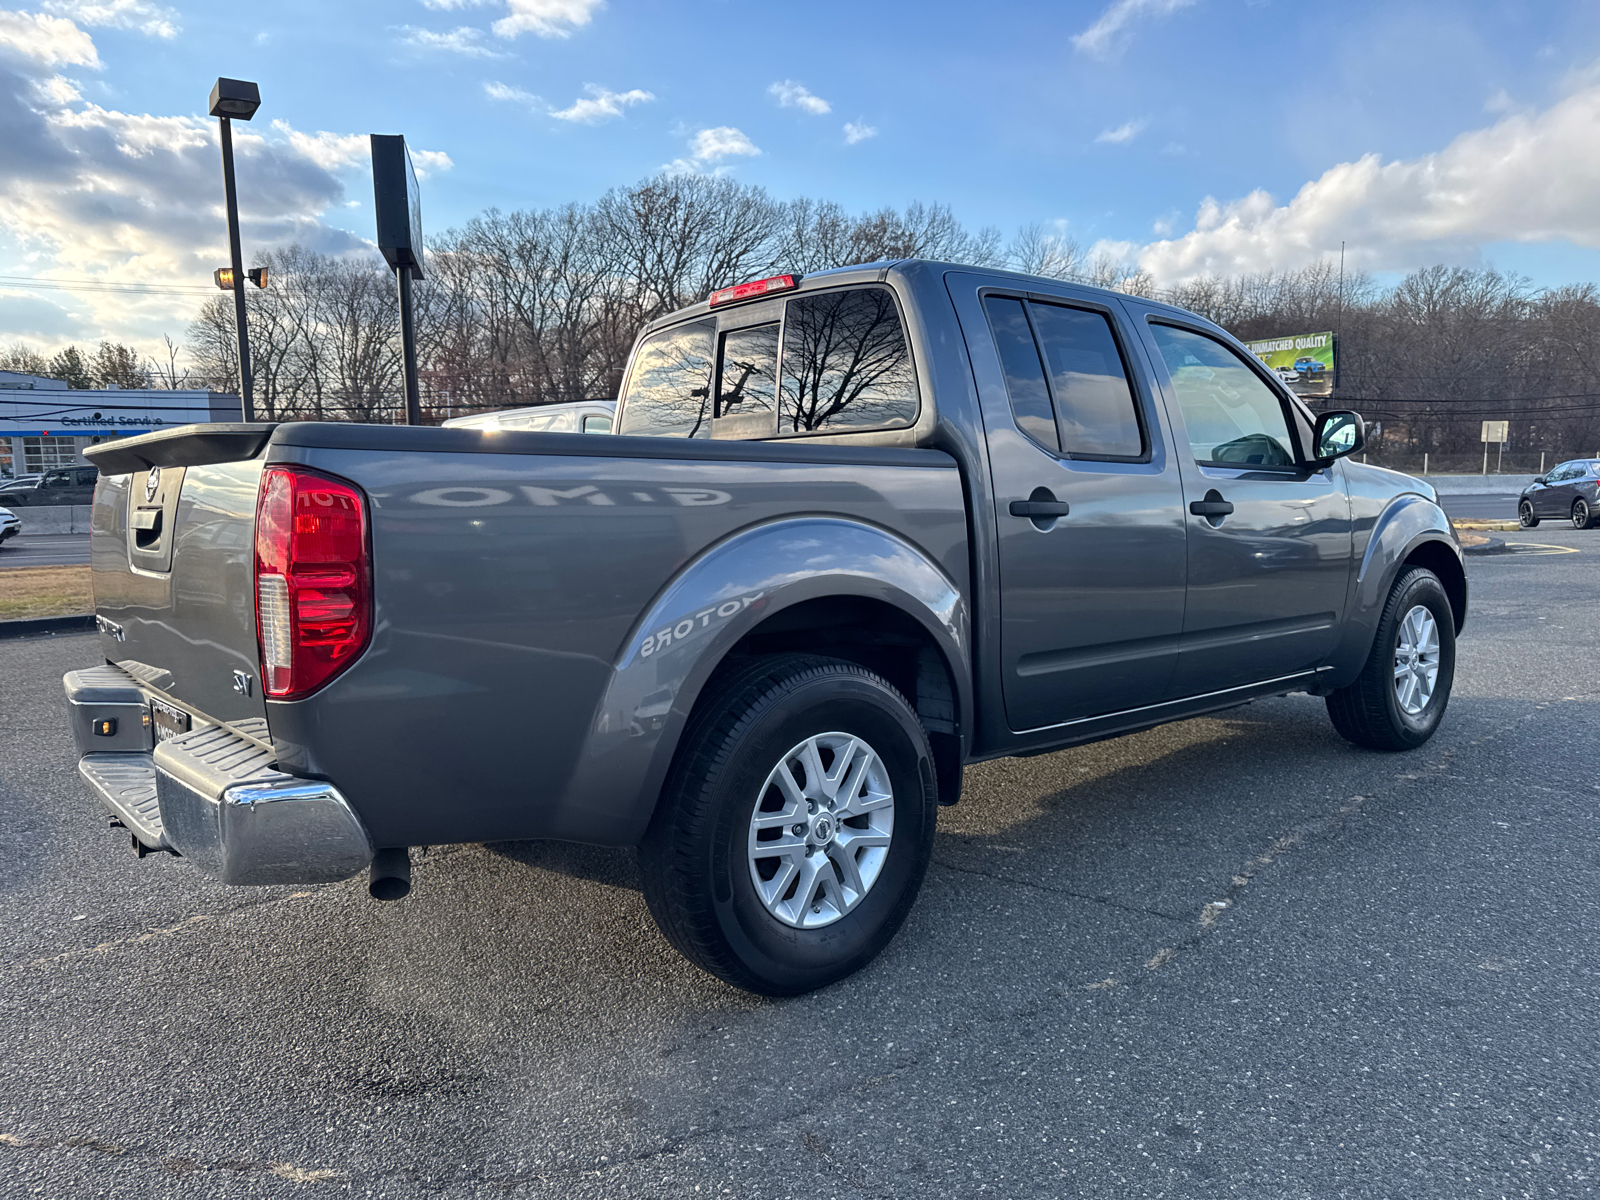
[1392,604,1441,716]
[746,732,894,929]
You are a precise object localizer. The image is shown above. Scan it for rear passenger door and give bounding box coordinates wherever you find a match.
[1138,319,1354,696]
[949,277,1188,730]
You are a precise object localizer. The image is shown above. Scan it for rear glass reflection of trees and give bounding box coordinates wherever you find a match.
[779,288,916,433]
[618,318,715,437]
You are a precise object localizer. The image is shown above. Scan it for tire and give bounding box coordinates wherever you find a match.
[1518,499,1539,528]
[1326,566,1456,752]
[1573,499,1595,530]
[638,654,938,996]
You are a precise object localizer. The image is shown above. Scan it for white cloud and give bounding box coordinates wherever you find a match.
[492,0,602,39]
[400,25,508,57]
[1072,0,1193,61]
[663,126,761,176]
[39,0,178,39]
[422,0,489,7]
[0,24,448,349]
[0,11,100,67]
[1101,72,1600,286]
[843,120,876,145]
[768,80,829,115]
[1095,118,1147,144]
[689,126,759,161]
[484,80,539,104]
[549,84,653,123]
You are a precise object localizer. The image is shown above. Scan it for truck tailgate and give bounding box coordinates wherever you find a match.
[90,456,268,726]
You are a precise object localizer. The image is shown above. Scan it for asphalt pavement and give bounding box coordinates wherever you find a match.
[1437,493,1519,522]
[0,534,90,568]
[2,526,1597,1198]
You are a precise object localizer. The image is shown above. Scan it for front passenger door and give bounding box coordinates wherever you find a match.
[1143,321,1354,697]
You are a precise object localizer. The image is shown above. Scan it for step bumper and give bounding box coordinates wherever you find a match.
[65,666,373,885]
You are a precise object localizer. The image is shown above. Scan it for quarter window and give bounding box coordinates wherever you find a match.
[617,318,716,438]
[1030,303,1143,458]
[1152,324,1298,468]
[778,288,916,434]
[983,296,1059,452]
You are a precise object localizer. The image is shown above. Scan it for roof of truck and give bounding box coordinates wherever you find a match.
[642,258,1205,333]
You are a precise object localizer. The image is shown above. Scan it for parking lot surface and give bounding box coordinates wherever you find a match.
[0,534,90,569]
[2,527,1596,1198]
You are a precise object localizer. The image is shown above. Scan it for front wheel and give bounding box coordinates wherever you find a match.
[1326,566,1456,751]
[1573,499,1595,530]
[639,654,937,996]
[1518,499,1539,528]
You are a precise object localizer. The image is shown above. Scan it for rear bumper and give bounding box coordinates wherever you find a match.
[64,665,373,885]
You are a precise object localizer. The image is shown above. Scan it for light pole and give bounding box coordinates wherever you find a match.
[208,77,261,421]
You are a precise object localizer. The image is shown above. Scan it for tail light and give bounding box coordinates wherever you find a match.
[707,273,798,306]
[254,465,371,699]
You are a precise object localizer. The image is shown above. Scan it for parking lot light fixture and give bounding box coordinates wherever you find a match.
[209,77,261,421]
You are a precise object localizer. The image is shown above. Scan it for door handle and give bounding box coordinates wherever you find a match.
[1009,500,1071,518]
[1189,498,1234,517]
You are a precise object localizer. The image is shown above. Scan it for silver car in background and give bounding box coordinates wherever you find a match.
[442,400,615,434]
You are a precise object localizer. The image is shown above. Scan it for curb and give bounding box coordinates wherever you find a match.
[1461,537,1509,556]
[0,613,95,640]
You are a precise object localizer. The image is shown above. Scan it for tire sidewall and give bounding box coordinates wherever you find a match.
[1575,500,1590,530]
[1381,572,1455,745]
[1519,500,1537,528]
[702,673,935,993]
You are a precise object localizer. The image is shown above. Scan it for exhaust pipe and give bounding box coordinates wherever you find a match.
[368,847,411,901]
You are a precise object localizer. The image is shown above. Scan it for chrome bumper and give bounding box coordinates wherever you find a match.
[64,666,373,885]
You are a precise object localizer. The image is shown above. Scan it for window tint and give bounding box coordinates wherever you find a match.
[715,323,779,439]
[983,296,1059,451]
[618,318,716,437]
[778,288,916,434]
[1152,325,1297,468]
[1031,303,1143,458]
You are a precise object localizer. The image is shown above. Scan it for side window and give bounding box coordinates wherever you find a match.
[714,323,779,439]
[778,287,917,434]
[44,470,70,488]
[983,296,1059,452]
[617,318,716,438]
[77,468,98,485]
[581,414,613,434]
[1151,324,1298,468]
[1030,303,1143,458]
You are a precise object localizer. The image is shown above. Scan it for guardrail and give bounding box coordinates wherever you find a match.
[6,505,94,534]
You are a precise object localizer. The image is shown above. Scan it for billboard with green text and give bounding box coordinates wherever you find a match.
[1244,331,1335,399]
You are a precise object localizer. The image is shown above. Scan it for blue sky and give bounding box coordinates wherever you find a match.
[3,0,1600,352]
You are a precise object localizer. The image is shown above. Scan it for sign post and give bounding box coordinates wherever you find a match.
[371,135,424,426]
[1481,420,1508,475]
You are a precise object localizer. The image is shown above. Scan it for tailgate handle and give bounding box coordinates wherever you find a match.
[132,507,161,531]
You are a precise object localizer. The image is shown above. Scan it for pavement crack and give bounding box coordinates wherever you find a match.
[0,1131,344,1184]
[930,856,1186,922]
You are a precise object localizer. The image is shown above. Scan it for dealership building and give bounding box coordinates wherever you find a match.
[0,370,239,480]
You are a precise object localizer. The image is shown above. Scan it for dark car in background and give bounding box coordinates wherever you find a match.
[1519,459,1600,529]
[0,464,98,507]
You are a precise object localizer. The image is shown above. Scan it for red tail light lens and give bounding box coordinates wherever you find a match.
[254,466,371,699]
[707,273,798,306]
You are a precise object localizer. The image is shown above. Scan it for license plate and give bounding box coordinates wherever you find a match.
[149,698,191,743]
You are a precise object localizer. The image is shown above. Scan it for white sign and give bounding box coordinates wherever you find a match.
[1480,420,1509,443]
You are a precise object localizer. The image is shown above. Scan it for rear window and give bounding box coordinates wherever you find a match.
[778,288,917,435]
[618,318,716,437]
[715,323,780,439]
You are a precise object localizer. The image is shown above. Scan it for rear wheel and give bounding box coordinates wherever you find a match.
[1326,566,1456,751]
[1518,499,1539,528]
[1573,499,1595,530]
[638,654,937,996]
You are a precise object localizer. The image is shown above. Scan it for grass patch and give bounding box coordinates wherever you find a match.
[0,565,92,620]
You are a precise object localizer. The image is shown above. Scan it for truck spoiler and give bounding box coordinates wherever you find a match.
[85,424,275,474]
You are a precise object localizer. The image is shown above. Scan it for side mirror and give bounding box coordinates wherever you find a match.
[1532,475,1546,485]
[1313,410,1365,463]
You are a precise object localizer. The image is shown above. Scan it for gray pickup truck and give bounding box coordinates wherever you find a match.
[63,261,1464,995]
